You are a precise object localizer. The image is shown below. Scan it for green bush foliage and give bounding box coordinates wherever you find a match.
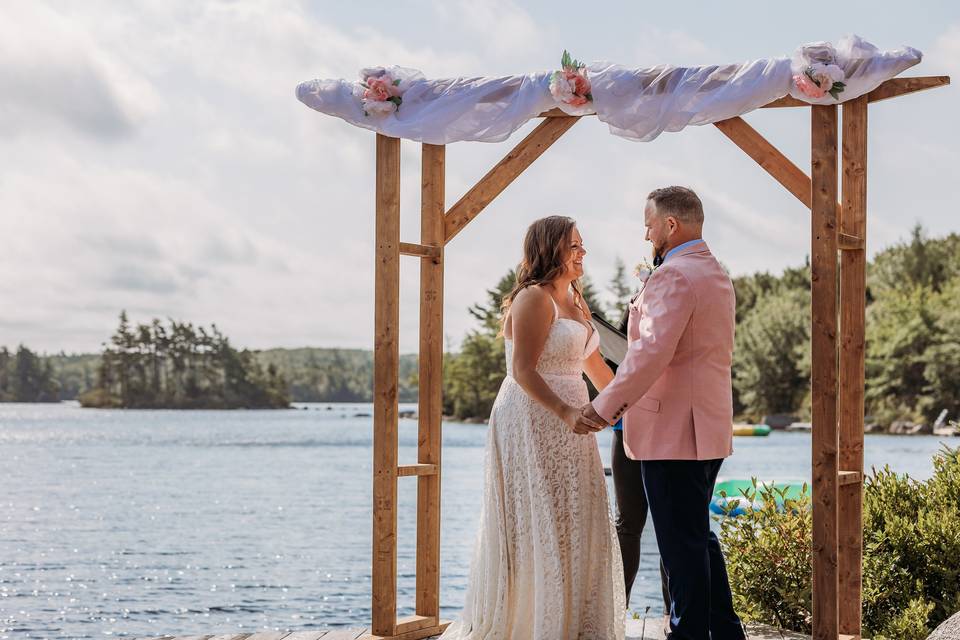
[719,445,960,639]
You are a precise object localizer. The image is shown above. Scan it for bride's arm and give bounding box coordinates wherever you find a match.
[510,287,581,430]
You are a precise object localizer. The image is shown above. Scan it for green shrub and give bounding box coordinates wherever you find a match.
[718,445,960,638]
[717,481,813,633]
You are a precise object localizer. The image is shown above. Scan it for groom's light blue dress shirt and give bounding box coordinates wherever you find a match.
[611,239,704,432]
[664,238,704,262]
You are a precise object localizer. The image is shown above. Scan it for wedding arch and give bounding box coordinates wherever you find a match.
[297,36,949,640]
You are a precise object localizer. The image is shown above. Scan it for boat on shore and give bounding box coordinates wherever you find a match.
[733,424,771,437]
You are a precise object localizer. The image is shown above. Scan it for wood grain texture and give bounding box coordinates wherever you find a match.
[397,463,438,477]
[838,233,864,250]
[713,116,813,207]
[443,116,578,244]
[399,242,441,258]
[838,95,867,638]
[417,143,445,620]
[357,621,449,640]
[810,104,840,640]
[865,75,950,103]
[372,134,401,637]
[838,471,863,486]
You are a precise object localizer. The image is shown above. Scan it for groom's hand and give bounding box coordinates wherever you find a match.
[574,403,608,434]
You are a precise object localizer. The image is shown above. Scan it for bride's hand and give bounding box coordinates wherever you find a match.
[558,404,581,433]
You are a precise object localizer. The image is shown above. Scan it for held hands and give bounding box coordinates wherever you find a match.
[560,402,608,434]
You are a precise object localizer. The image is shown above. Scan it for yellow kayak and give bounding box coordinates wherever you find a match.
[732,424,772,437]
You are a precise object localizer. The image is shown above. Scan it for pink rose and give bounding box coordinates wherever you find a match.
[562,69,590,97]
[364,76,394,102]
[572,73,590,97]
[794,73,826,99]
[812,73,831,91]
[567,94,589,106]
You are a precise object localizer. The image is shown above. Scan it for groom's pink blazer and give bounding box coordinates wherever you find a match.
[593,241,736,461]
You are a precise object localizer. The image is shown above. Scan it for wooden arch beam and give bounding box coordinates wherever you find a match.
[713,116,812,208]
[758,75,950,108]
[539,76,950,114]
[443,115,579,244]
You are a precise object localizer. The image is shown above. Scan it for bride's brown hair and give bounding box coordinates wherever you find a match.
[501,215,585,323]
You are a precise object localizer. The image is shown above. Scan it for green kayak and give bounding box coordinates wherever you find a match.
[711,479,808,516]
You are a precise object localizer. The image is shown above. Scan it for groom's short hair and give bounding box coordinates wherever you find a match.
[647,186,704,225]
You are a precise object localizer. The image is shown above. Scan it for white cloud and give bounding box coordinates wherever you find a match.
[631,27,715,66]
[433,0,545,65]
[929,23,960,77]
[0,2,161,139]
[0,2,955,355]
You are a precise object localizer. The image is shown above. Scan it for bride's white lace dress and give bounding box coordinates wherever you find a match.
[441,303,626,640]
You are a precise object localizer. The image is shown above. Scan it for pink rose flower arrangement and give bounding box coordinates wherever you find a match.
[792,43,847,101]
[359,68,405,116]
[793,62,846,100]
[549,50,592,107]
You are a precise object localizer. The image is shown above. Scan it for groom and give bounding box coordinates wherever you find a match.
[579,186,744,640]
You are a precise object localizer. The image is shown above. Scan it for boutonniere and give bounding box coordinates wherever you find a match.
[633,257,656,284]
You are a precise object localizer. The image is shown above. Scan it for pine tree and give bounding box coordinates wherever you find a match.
[605,256,633,321]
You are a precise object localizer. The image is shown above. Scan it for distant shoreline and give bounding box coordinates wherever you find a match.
[2,400,958,437]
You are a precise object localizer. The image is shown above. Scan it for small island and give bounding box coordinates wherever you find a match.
[78,312,290,409]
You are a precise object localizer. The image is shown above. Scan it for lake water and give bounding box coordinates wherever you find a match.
[0,402,953,639]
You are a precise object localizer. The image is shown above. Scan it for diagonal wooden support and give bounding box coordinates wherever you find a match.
[714,116,812,208]
[444,116,579,244]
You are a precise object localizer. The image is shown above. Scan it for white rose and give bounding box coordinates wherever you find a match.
[363,99,397,116]
[549,72,575,103]
[801,42,837,66]
[359,66,387,82]
[822,64,845,83]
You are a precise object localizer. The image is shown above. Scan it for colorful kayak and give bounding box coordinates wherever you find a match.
[732,424,771,436]
[710,478,808,516]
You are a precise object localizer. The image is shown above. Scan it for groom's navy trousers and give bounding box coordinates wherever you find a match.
[641,458,745,640]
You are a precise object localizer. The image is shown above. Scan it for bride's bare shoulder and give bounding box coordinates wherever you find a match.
[510,285,554,325]
[512,285,550,308]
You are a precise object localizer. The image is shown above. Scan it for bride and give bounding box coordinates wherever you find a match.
[441,216,625,640]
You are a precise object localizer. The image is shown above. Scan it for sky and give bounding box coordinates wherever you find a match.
[1,0,957,355]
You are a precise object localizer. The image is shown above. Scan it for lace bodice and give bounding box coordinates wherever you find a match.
[505,300,599,377]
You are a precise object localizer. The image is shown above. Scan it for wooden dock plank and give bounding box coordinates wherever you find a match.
[321,629,366,640]
[282,631,329,640]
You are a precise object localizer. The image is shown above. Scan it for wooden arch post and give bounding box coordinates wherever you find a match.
[364,76,948,640]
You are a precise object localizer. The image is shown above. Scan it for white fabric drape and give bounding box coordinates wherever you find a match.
[295,35,921,144]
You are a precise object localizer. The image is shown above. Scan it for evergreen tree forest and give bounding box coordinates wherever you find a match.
[78,313,290,409]
[3,227,957,422]
[0,345,60,402]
